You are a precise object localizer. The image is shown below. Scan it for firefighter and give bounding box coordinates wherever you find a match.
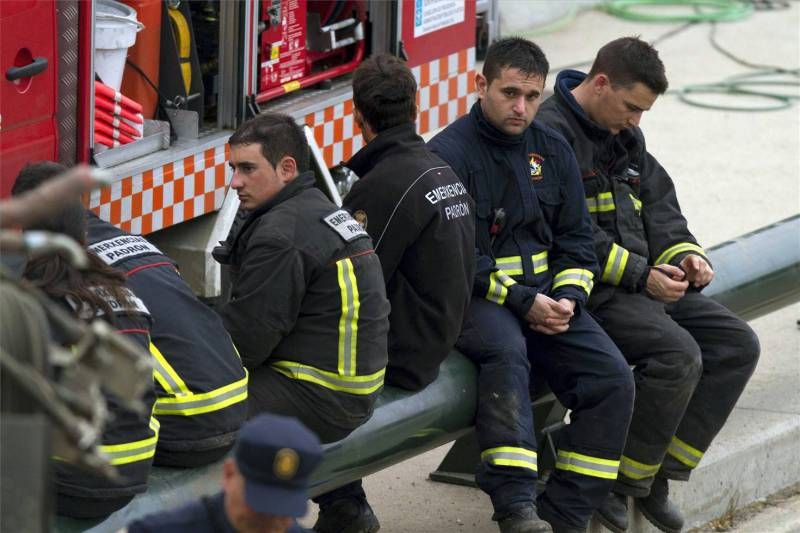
[13,165,158,519]
[86,211,248,467]
[428,38,635,533]
[125,413,322,533]
[214,113,390,445]
[537,37,760,533]
[313,54,475,533]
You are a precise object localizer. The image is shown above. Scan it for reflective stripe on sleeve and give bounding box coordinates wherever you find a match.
[654,242,708,266]
[153,370,249,416]
[531,251,549,274]
[666,436,704,468]
[586,192,616,213]
[336,258,360,377]
[270,360,384,395]
[601,244,630,286]
[619,455,660,480]
[150,342,191,396]
[556,450,619,480]
[481,446,538,472]
[552,268,594,295]
[486,269,517,305]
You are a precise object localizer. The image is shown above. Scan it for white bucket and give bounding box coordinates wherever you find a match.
[95,0,144,91]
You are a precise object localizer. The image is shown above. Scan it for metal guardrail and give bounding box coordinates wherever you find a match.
[55,215,800,532]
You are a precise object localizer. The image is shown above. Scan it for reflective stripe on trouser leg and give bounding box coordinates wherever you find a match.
[556,450,619,480]
[482,447,537,472]
[618,455,660,480]
[666,436,704,468]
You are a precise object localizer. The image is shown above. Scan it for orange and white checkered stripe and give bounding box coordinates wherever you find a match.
[88,144,231,235]
[305,47,476,168]
[89,48,475,234]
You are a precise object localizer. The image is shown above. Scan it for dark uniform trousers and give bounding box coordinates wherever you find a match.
[591,290,760,496]
[457,298,635,528]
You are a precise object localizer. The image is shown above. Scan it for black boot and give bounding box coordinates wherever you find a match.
[595,491,628,533]
[313,496,380,533]
[493,504,553,533]
[636,477,684,533]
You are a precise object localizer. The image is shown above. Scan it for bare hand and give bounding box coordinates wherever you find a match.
[525,294,574,335]
[680,254,714,288]
[646,264,688,303]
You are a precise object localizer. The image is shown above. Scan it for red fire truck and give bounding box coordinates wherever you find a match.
[1,0,488,297]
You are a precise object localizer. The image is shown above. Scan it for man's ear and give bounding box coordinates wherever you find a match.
[222,458,235,489]
[475,72,488,99]
[592,74,611,94]
[353,108,364,130]
[278,155,298,182]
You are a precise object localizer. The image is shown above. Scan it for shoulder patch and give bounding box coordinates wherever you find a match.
[322,209,369,243]
[93,286,150,316]
[89,235,163,266]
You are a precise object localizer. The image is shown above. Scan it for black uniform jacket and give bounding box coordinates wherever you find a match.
[537,70,710,307]
[428,102,598,319]
[87,212,248,455]
[343,123,475,391]
[52,285,157,503]
[216,173,390,400]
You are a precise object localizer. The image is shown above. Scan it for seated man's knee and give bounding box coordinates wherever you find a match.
[728,321,761,370]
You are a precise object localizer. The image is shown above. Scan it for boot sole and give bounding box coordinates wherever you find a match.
[638,505,681,533]
[594,511,627,533]
[338,518,380,533]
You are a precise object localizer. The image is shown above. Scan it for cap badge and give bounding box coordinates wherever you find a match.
[273,448,300,479]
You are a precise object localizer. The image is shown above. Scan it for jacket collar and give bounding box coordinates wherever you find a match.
[345,122,422,177]
[248,171,315,219]
[470,101,527,147]
[554,69,614,141]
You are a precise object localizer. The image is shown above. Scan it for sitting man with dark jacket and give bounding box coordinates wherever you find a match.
[312,53,475,533]
[214,113,391,445]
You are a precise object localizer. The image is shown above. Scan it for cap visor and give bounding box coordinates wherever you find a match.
[244,478,308,517]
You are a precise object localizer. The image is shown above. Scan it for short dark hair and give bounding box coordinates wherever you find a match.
[587,37,668,95]
[482,37,549,85]
[352,53,417,132]
[228,113,310,173]
[12,161,86,243]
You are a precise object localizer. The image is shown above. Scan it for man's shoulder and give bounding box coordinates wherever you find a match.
[528,120,573,157]
[427,115,474,151]
[128,497,218,533]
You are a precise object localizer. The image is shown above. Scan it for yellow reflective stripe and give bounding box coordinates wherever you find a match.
[601,244,630,286]
[99,416,160,466]
[619,455,660,480]
[150,342,191,396]
[481,446,538,472]
[667,436,704,468]
[486,269,517,305]
[629,193,642,214]
[552,268,595,295]
[270,360,384,395]
[654,242,707,266]
[495,256,523,276]
[586,192,615,213]
[531,251,549,274]
[556,450,619,480]
[153,369,249,416]
[336,258,360,377]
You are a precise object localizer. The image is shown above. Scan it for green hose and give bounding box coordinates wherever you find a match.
[603,0,753,23]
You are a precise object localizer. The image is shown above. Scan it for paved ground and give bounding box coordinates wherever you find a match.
[303,2,800,532]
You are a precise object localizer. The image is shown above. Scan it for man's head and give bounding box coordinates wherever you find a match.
[228,113,310,209]
[477,37,549,136]
[222,413,323,533]
[352,53,417,141]
[579,37,668,134]
[12,161,87,244]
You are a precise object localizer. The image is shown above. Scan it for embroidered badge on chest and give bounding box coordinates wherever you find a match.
[529,153,545,181]
[353,209,368,230]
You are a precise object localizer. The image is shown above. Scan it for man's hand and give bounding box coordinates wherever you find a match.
[646,264,688,303]
[680,254,714,288]
[525,294,574,335]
